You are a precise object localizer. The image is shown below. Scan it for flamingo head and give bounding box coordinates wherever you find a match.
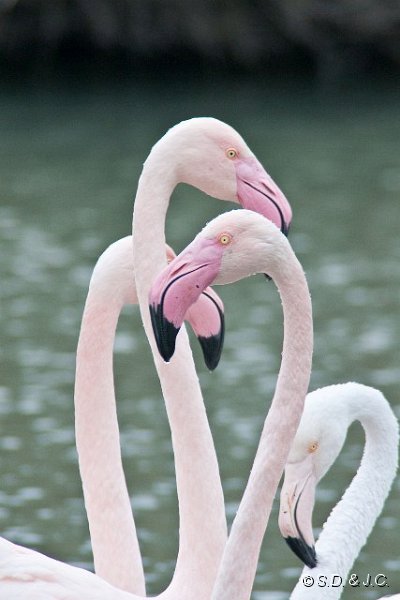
[92,239,224,370]
[149,209,289,363]
[156,118,292,235]
[278,391,349,568]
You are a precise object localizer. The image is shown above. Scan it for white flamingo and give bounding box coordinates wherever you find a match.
[0,118,292,597]
[279,382,398,599]
[149,209,398,600]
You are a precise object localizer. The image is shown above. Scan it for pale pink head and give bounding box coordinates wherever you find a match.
[278,388,350,568]
[91,237,224,370]
[149,209,292,363]
[152,118,292,234]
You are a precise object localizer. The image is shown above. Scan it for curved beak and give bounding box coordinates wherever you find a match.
[235,156,292,236]
[184,287,224,371]
[278,455,317,568]
[149,238,222,366]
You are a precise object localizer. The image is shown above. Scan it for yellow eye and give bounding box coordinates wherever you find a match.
[219,233,232,245]
[225,147,238,159]
[308,442,319,453]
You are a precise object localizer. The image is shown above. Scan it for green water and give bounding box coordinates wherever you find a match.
[0,79,399,598]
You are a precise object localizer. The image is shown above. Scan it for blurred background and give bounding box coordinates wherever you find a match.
[1,0,400,83]
[0,1,399,598]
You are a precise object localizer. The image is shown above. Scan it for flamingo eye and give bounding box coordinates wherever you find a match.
[225,147,238,159]
[219,233,232,245]
[308,442,319,453]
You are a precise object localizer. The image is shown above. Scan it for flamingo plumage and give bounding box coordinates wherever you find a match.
[149,210,398,599]
[0,236,225,599]
[279,382,398,599]
[131,116,292,598]
[2,118,292,597]
[149,209,313,599]
[74,237,224,593]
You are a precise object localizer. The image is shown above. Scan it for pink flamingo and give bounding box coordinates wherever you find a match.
[148,209,313,599]
[131,116,292,598]
[278,382,398,599]
[0,236,224,599]
[149,210,398,600]
[0,118,291,597]
[74,237,224,594]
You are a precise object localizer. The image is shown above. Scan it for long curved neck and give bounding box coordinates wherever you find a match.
[292,385,399,600]
[132,151,227,598]
[74,290,145,595]
[212,258,313,600]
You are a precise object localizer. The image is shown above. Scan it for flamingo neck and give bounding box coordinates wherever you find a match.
[132,151,227,597]
[292,385,398,600]
[212,258,313,600]
[74,291,145,594]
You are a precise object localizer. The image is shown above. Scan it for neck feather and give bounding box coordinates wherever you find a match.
[212,255,313,600]
[74,292,145,594]
[132,149,227,596]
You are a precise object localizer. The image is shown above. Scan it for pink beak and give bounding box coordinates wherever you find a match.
[235,156,292,235]
[149,237,224,367]
[184,287,225,370]
[278,454,317,568]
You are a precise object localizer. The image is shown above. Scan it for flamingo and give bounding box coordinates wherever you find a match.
[278,382,398,599]
[148,209,313,599]
[149,210,398,600]
[1,118,292,597]
[74,236,224,594]
[131,116,292,598]
[0,236,225,599]
[149,211,398,600]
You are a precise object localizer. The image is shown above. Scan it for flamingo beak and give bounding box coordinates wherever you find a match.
[184,287,225,370]
[149,238,223,366]
[278,455,317,568]
[235,157,292,235]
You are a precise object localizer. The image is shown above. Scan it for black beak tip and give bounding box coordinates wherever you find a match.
[198,331,224,371]
[149,303,180,363]
[196,291,225,371]
[282,220,290,237]
[284,536,317,569]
